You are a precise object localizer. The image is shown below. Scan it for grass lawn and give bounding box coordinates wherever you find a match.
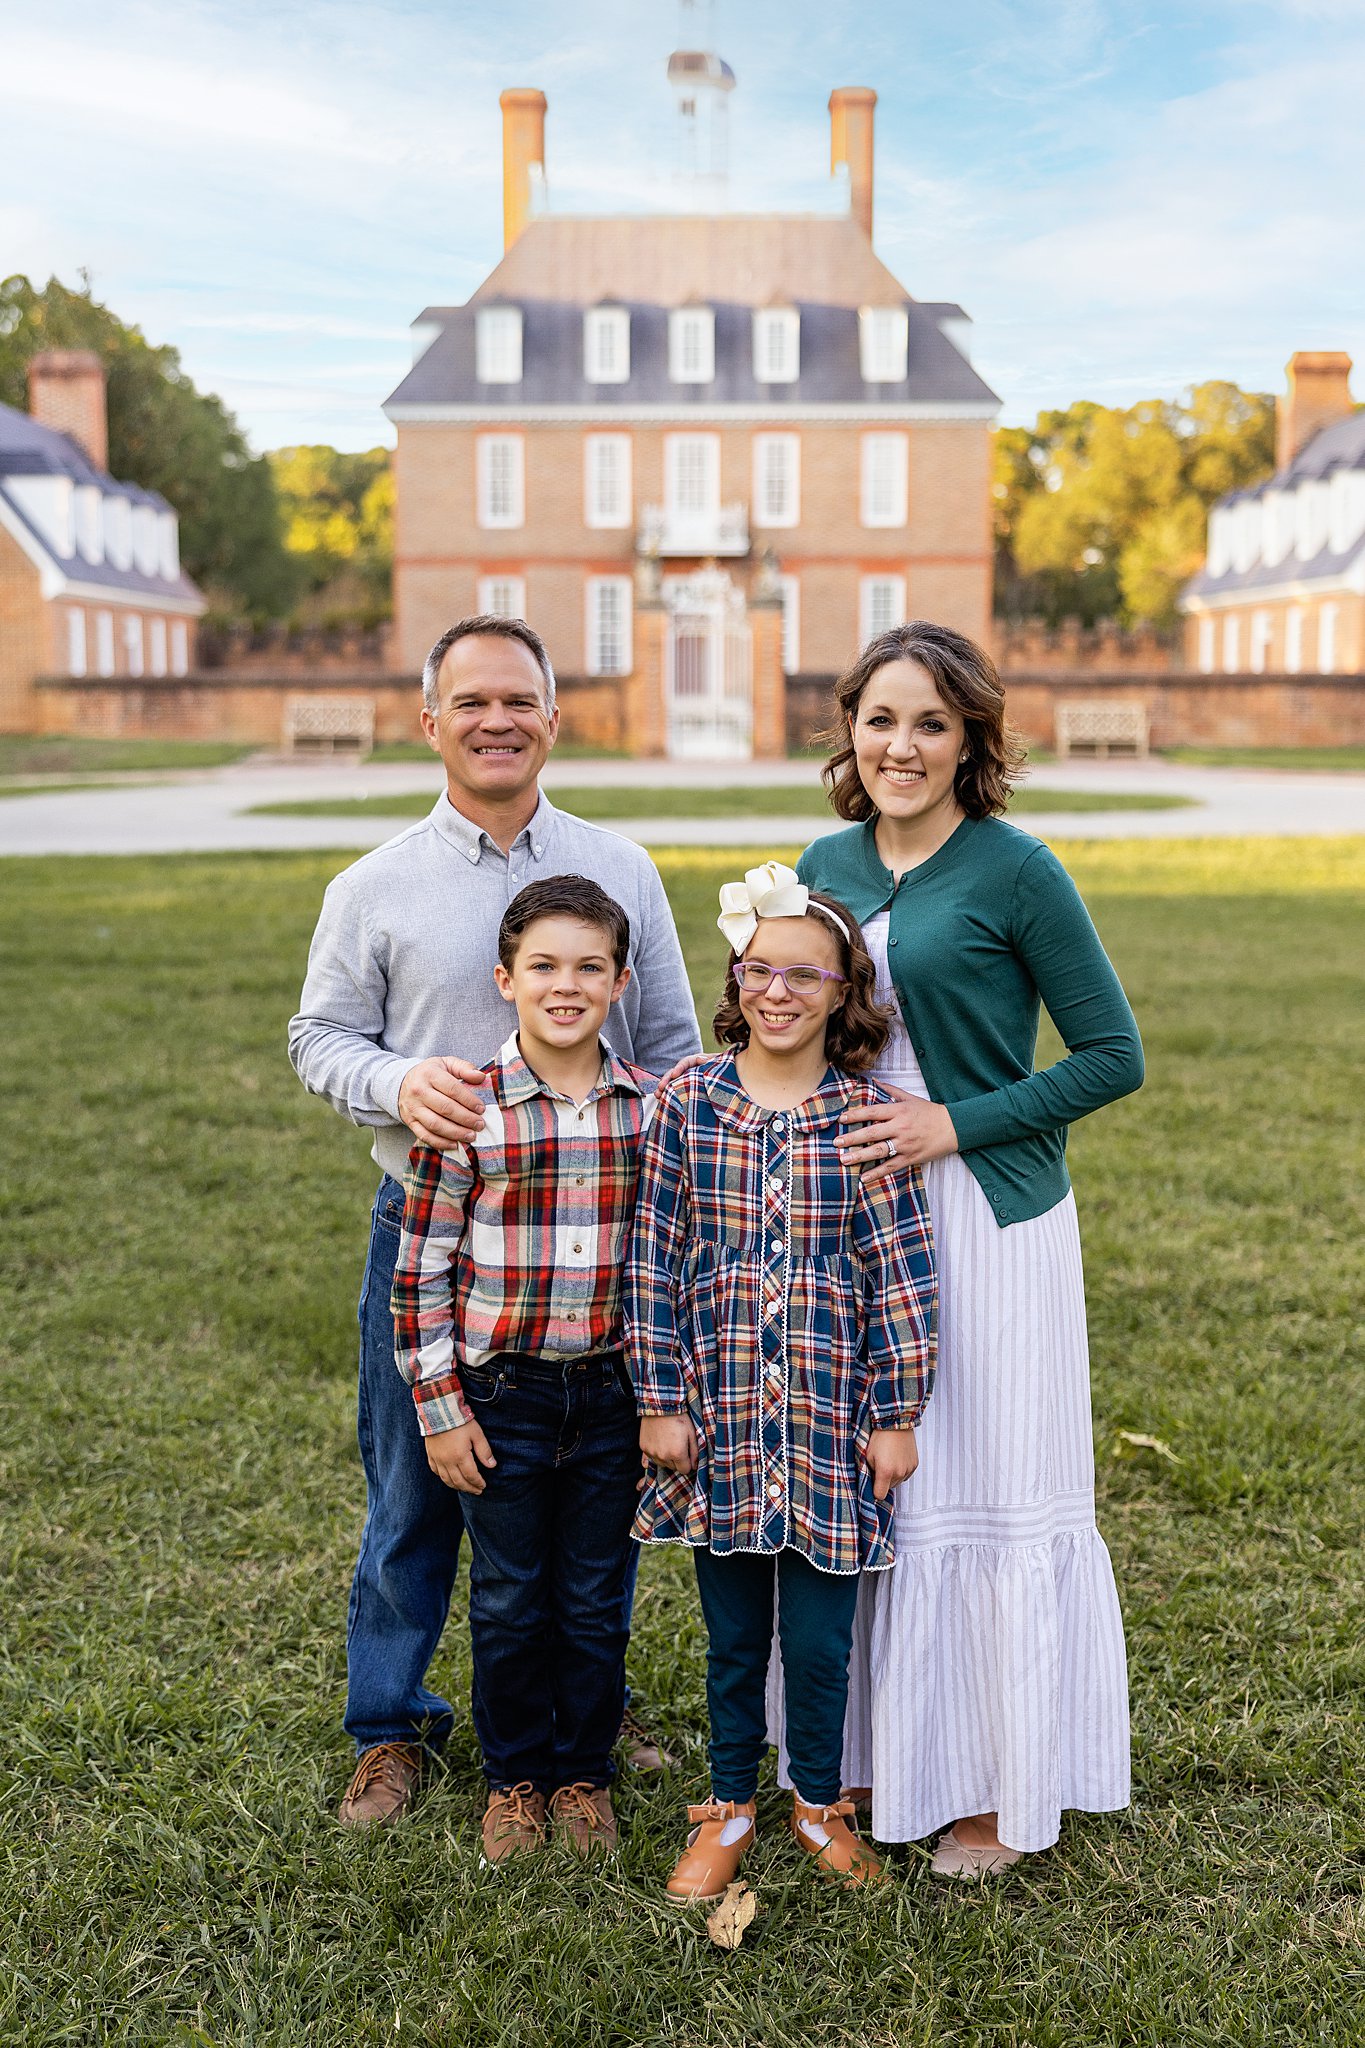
[1162,745,1365,773]
[247,783,1196,824]
[0,736,254,779]
[1,837,1362,2045]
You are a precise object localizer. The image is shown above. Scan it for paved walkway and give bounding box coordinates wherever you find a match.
[0,755,1360,856]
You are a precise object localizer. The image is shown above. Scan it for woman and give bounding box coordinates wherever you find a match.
[796,619,1143,1876]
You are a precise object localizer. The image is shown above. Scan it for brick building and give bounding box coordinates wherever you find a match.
[1181,352,1365,677]
[0,351,205,731]
[384,37,1000,757]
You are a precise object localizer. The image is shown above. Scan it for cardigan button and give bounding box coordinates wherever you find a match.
[889,937,898,947]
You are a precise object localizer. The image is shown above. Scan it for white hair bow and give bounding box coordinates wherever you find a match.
[716,860,811,953]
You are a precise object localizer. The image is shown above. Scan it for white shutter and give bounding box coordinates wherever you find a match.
[860,434,908,527]
[584,435,632,528]
[586,577,633,676]
[752,435,799,528]
[477,436,524,529]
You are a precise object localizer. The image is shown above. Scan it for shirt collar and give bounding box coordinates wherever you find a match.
[495,1031,646,1108]
[702,1051,855,1133]
[430,789,558,865]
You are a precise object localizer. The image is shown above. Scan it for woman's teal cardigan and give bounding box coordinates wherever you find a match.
[798,816,1144,1227]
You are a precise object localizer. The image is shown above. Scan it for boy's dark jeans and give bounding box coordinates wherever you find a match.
[459,1349,641,1794]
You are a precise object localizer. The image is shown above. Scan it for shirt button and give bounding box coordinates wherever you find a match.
[772,1118,785,1133]
[573,1243,583,1254]
[769,1174,783,1189]
[567,1311,578,1322]
[770,1238,783,1254]
[575,1176,585,1186]
[577,1110,585,1122]
[767,1480,782,1500]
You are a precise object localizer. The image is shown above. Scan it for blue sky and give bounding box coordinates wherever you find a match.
[6,0,1364,451]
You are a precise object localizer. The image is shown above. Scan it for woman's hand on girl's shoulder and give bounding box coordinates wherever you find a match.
[836,1083,958,1183]
[864,1426,919,1500]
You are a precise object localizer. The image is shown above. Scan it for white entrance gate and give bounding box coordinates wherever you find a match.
[664,569,753,760]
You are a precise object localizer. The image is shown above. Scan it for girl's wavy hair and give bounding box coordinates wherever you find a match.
[820,619,1026,822]
[712,891,894,1076]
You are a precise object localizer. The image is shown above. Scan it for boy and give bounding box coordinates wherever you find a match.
[391,875,657,1866]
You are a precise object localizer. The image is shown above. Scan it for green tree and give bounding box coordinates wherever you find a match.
[0,273,297,619]
[993,383,1276,628]
[269,445,392,618]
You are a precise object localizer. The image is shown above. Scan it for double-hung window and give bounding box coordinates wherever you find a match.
[584,307,630,383]
[752,308,799,384]
[477,576,526,620]
[1197,616,1216,675]
[95,610,115,676]
[477,436,525,529]
[860,433,908,527]
[149,616,168,677]
[1249,611,1272,674]
[476,306,523,383]
[123,614,145,678]
[170,619,189,676]
[1221,614,1240,673]
[752,434,799,528]
[664,433,720,530]
[66,607,87,678]
[669,307,715,384]
[584,435,632,529]
[1319,602,1339,674]
[1284,607,1303,675]
[780,575,801,674]
[586,577,633,676]
[860,575,907,647]
[859,306,908,382]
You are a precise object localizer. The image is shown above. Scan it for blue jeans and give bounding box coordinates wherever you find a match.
[459,1350,641,1793]
[344,1175,464,1753]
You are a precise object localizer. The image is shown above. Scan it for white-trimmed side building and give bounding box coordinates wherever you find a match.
[1181,352,1364,677]
[0,351,205,732]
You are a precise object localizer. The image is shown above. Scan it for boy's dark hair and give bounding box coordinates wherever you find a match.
[712,890,894,1075]
[498,875,631,975]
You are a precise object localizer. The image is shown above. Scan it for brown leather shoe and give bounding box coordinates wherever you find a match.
[619,1706,675,1771]
[337,1741,423,1828]
[790,1795,885,1885]
[481,1782,547,1865]
[549,1781,617,1855]
[665,1798,756,1903]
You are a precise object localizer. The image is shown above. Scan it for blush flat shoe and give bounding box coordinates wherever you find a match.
[929,1827,1023,1879]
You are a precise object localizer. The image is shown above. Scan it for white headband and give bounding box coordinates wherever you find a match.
[716,860,853,955]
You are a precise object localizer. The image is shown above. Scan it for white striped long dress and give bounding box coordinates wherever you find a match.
[794,911,1131,1853]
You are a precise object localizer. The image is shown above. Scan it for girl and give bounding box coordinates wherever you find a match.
[800,619,1144,1877]
[625,863,937,1902]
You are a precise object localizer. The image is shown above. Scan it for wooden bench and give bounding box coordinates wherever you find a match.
[283,694,376,757]
[1054,701,1149,760]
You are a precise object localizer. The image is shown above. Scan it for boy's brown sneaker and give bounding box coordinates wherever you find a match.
[481,1782,547,1865]
[549,1781,617,1855]
[338,1742,423,1828]
[790,1795,885,1886]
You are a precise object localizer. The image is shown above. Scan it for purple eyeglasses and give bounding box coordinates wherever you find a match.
[733,960,847,996]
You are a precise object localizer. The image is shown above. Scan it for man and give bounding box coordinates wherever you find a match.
[289,615,701,1826]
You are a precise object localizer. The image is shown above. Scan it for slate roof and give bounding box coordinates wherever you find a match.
[1184,409,1365,602]
[0,401,204,606]
[385,214,999,417]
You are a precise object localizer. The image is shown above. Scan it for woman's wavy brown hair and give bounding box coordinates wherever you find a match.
[820,618,1026,822]
[712,891,894,1075]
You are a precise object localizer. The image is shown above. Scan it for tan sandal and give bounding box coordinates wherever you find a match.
[791,1795,885,1885]
[665,1798,756,1902]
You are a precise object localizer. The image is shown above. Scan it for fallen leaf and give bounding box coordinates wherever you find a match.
[1114,1429,1183,1465]
[706,1881,758,1949]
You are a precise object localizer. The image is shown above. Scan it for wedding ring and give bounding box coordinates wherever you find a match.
[885,1138,897,1159]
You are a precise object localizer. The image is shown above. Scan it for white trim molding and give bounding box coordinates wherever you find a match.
[386,400,999,425]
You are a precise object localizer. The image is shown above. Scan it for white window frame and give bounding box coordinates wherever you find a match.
[65,607,87,677]
[669,307,715,384]
[95,610,115,677]
[752,433,800,528]
[583,306,630,384]
[476,435,525,529]
[123,613,145,679]
[664,433,720,523]
[1197,615,1215,675]
[859,305,908,382]
[104,496,133,571]
[585,576,633,677]
[1284,607,1303,676]
[860,433,909,528]
[860,575,907,647]
[1249,610,1272,675]
[170,619,189,676]
[780,574,800,675]
[1318,601,1339,674]
[752,308,799,384]
[1221,614,1240,673]
[475,305,523,384]
[148,615,168,677]
[584,434,632,529]
[477,575,527,620]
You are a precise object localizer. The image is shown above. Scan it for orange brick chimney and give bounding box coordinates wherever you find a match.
[27,349,108,471]
[829,87,877,243]
[1276,350,1354,470]
[501,88,547,250]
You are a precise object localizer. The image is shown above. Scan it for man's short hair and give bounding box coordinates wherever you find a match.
[421,615,557,714]
[498,876,631,976]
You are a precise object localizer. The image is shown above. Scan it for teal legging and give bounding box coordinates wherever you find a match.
[692,1546,861,1806]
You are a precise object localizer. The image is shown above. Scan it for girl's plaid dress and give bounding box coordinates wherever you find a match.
[625,1054,938,1577]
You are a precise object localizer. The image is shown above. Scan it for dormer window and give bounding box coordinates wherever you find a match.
[584,306,630,384]
[133,503,160,577]
[157,511,179,581]
[74,485,104,564]
[476,305,523,384]
[669,307,715,384]
[753,308,799,384]
[104,495,133,571]
[859,305,908,383]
